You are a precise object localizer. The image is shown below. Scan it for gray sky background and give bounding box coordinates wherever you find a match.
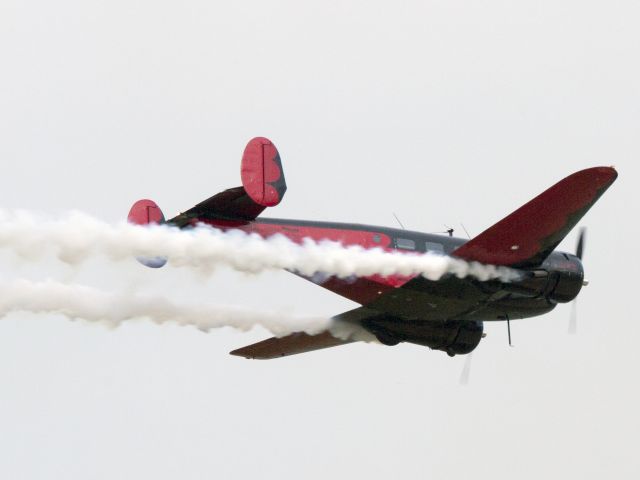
[0,1,638,479]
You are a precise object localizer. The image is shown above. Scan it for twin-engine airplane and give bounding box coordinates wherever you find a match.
[128,137,617,359]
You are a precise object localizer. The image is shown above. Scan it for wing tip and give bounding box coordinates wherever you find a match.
[229,347,285,360]
[576,166,618,188]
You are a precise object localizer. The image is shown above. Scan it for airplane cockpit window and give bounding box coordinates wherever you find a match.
[425,241,445,254]
[396,238,416,250]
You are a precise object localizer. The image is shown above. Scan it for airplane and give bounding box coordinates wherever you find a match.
[128,137,617,359]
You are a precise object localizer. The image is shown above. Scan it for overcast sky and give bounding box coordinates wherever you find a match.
[0,1,638,479]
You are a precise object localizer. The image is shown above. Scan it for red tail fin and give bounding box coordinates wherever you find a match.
[128,199,165,225]
[241,137,287,207]
[168,137,286,226]
[127,199,167,268]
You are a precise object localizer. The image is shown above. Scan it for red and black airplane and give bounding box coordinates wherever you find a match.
[128,137,617,359]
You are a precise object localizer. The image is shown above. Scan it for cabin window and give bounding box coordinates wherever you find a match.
[396,238,416,250]
[373,234,381,243]
[425,242,445,254]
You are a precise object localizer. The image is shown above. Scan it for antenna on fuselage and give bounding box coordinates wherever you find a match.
[460,223,472,240]
[392,213,406,230]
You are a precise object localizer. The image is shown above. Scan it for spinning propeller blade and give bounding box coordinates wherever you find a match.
[459,353,473,386]
[569,300,578,335]
[576,227,586,260]
[569,227,586,334]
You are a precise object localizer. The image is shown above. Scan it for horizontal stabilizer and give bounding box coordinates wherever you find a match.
[453,167,617,267]
[177,186,267,223]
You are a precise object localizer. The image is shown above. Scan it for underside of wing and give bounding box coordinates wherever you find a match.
[453,167,617,268]
[229,307,376,360]
[230,331,354,359]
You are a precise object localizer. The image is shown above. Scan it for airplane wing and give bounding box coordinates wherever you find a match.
[452,166,617,268]
[229,307,377,359]
[229,331,354,360]
[169,137,286,226]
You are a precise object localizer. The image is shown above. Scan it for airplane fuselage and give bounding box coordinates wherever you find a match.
[190,216,584,354]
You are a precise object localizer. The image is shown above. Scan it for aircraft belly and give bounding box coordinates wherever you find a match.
[366,276,557,323]
[458,296,557,321]
[367,276,493,321]
[300,269,559,323]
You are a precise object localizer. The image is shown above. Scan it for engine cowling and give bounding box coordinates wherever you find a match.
[542,253,585,303]
[499,252,585,304]
[127,199,168,268]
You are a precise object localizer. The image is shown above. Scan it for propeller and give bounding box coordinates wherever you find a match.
[575,227,586,261]
[569,300,578,335]
[569,227,586,334]
[459,353,473,386]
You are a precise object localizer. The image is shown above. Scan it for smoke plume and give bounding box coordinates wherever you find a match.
[0,209,518,282]
[0,278,343,338]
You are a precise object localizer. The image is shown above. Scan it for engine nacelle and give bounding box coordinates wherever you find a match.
[499,252,585,304]
[127,199,168,268]
[543,252,585,303]
[362,317,484,356]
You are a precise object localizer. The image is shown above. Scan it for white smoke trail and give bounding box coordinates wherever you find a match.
[0,209,519,282]
[0,278,345,338]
